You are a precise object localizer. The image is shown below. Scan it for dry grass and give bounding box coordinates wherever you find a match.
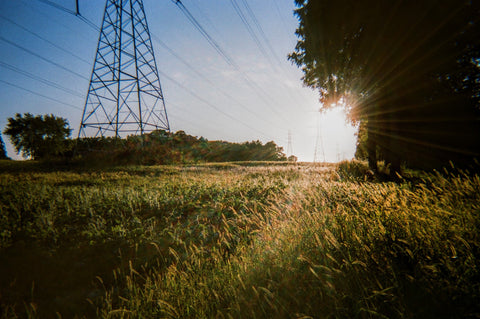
[0,160,478,318]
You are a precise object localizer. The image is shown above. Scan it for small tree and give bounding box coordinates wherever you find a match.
[3,113,71,160]
[0,133,8,159]
[287,155,298,162]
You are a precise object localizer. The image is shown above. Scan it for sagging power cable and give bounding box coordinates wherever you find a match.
[0,36,89,81]
[171,0,290,124]
[0,79,83,111]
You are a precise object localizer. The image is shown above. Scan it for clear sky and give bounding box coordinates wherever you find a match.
[0,0,357,162]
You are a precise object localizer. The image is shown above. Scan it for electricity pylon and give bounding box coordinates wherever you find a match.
[287,130,293,158]
[313,111,326,163]
[78,0,169,138]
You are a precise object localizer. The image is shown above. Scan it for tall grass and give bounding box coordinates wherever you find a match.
[0,161,478,318]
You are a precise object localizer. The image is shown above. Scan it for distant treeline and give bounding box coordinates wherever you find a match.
[68,130,286,165]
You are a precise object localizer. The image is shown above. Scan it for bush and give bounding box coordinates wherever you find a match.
[337,159,372,181]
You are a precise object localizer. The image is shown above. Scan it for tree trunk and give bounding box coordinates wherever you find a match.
[387,97,403,178]
[366,115,377,171]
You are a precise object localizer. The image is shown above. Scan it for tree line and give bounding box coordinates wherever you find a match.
[290,0,480,174]
[2,113,287,164]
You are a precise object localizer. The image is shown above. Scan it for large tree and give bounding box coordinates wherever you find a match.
[3,113,71,160]
[290,0,480,172]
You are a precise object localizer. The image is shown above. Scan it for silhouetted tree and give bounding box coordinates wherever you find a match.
[290,0,480,173]
[3,113,71,160]
[0,133,8,160]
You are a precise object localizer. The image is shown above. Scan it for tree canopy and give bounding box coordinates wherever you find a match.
[290,0,480,172]
[74,130,287,165]
[3,113,71,160]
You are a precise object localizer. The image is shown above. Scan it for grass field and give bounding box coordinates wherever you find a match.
[0,160,479,318]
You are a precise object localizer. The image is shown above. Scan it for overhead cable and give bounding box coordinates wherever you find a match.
[158,69,277,141]
[77,14,100,32]
[229,0,307,112]
[0,36,89,81]
[230,0,271,63]
[171,0,238,69]
[151,34,283,130]
[33,0,99,31]
[236,0,313,111]
[167,101,236,138]
[35,0,77,16]
[270,0,292,41]
[0,61,84,98]
[23,1,282,137]
[171,0,289,123]
[0,14,90,65]
[239,0,281,64]
[0,79,83,111]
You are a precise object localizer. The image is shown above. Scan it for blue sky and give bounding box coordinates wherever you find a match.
[0,0,357,161]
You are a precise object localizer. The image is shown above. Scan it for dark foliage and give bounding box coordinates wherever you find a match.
[290,0,480,173]
[71,130,286,165]
[3,113,71,160]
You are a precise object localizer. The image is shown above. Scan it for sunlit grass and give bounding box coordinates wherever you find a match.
[0,160,478,318]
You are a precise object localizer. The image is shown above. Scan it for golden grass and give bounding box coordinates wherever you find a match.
[0,161,478,318]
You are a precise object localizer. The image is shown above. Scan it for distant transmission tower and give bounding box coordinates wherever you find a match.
[313,111,326,163]
[287,130,293,158]
[78,0,169,138]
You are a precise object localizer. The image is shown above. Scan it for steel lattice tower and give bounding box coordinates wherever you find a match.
[78,0,169,138]
[286,130,293,158]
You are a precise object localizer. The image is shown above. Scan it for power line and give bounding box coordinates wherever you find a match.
[63,7,278,130]
[21,0,285,136]
[150,34,284,131]
[228,0,313,114]
[35,0,77,16]
[313,112,326,163]
[233,1,314,114]
[158,69,276,140]
[32,0,100,32]
[18,0,94,43]
[287,130,293,157]
[0,61,84,98]
[168,113,227,138]
[69,0,290,127]
[75,8,287,132]
[0,14,91,65]
[158,69,277,141]
[0,79,83,111]
[77,14,100,32]
[239,0,282,65]
[171,0,290,124]
[78,0,170,138]
[236,0,314,112]
[151,34,211,85]
[172,0,238,69]
[270,0,293,43]
[229,0,271,63]
[189,0,226,39]
[0,36,89,81]
[38,0,277,137]
[167,101,236,138]
[235,1,314,109]
[9,0,295,139]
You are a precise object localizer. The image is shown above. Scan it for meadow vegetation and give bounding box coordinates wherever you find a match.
[0,160,478,318]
